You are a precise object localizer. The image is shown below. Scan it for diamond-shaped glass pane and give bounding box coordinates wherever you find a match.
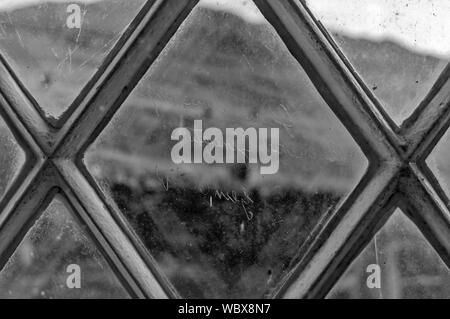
[0,197,129,299]
[0,115,26,202]
[428,129,450,201]
[0,0,146,120]
[306,0,450,125]
[328,209,450,299]
[85,0,367,298]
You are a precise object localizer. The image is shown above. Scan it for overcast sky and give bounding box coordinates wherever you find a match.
[203,0,450,58]
[306,0,450,58]
[0,0,448,58]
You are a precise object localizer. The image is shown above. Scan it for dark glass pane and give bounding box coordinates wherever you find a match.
[0,197,129,299]
[0,0,146,119]
[328,210,450,299]
[85,0,367,298]
[307,0,450,125]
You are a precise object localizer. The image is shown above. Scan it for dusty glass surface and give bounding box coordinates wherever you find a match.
[0,0,145,119]
[307,0,450,125]
[0,197,129,299]
[427,129,450,203]
[0,116,26,202]
[328,210,450,299]
[85,0,367,298]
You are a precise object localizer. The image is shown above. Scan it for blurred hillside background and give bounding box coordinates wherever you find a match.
[0,0,448,298]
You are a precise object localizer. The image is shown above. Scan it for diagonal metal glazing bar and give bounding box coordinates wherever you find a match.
[0,160,151,298]
[400,65,450,223]
[53,190,147,298]
[400,164,450,269]
[0,0,166,150]
[0,55,54,154]
[279,163,400,298]
[47,1,176,130]
[0,0,198,299]
[53,159,166,298]
[0,76,48,286]
[46,0,200,298]
[51,0,176,143]
[252,0,405,298]
[397,65,450,283]
[0,88,44,213]
[396,65,450,284]
[278,162,450,299]
[53,0,199,159]
[399,69,450,238]
[401,64,450,161]
[0,161,55,272]
[253,0,405,163]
